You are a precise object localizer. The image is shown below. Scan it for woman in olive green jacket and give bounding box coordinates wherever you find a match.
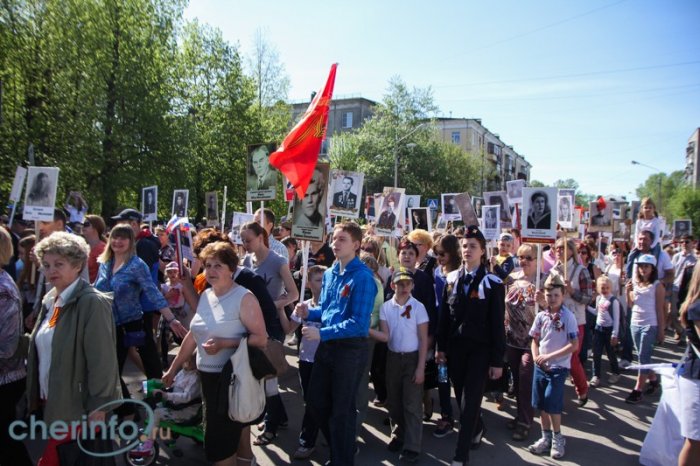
[27,232,120,463]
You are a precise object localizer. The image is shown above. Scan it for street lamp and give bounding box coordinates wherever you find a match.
[394,123,427,187]
[631,160,663,212]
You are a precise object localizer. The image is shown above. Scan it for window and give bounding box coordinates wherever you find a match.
[342,112,353,128]
[451,131,461,144]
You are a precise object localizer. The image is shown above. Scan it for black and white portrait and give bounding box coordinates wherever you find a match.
[557,193,573,226]
[471,196,483,219]
[441,193,460,221]
[454,193,477,225]
[409,207,431,232]
[246,143,278,201]
[23,166,59,222]
[206,191,219,225]
[328,169,364,218]
[506,179,526,205]
[172,189,189,218]
[674,219,692,238]
[483,191,511,223]
[481,205,500,240]
[142,186,158,222]
[521,187,558,241]
[292,163,330,241]
[229,212,253,245]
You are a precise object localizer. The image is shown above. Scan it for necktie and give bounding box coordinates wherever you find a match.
[462,273,473,295]
[48,305,61,328]
[343,193,348,205]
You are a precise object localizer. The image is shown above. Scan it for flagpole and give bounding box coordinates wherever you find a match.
[299,241,311,303]
[260,200,265,230]
[535,243,542,314]
[221,186,228,230]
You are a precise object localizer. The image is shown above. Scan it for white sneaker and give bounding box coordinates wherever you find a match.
[528,436,552,455]
[589,376,601,388]
[608,373,620,384]
[619,359,631,369]
[550,433,566,459]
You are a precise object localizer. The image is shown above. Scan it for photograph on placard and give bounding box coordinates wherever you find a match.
[454,193,478,226]
[365,195,377,220]
[172,189,189,218]
[588,200,613,231]
[557,190,574,229]
[482,205,500,240]
[674,219,692,238]
[205,191,219,226]
[229,212,254,245]
[630,200,641,222]
[375,187,405,235]
[291,163,330,241]
[521,187,558,241]
[409,207,431,232]
[471,196,483,219]
[483,191,511,224]
[23,167,59,221]
[441,193,460,221]
[246,143,278,201]
[328,169,364,218]
[284,177,295,202]
[142,186,158,221]
[506,179,526,205]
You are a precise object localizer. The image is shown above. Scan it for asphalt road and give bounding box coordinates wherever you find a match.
[23,332,685,465]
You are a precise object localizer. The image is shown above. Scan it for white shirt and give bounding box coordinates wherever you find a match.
[380,295,428,353]
[35,278,81,399]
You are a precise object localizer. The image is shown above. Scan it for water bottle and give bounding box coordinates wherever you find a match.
[438,363,448,384]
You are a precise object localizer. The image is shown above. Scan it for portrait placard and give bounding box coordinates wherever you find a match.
[10,167,27,204]
[506,179,526,206]
[246,143,278,201]
[375,187,405,236]
[588,200,613,232]
[471,196,484,219]
[557,189,575,229]
[482,205,500,240]
[205,192,219,226]
[454,193,478,226]
[483,191,511,227]
[292,163,330,241]
[674,219,692,238]
[441,193,461,221]
[229,212,253,245]
[328,170,364,218]
[142,186,158,222]
[408,207,431,232]
[521,187,558,243]
[23,167,59,221]
[172,190,189,218]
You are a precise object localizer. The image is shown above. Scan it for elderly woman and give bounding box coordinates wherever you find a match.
[94,224,187,415]
[0,228,32,465]
[504,243,544,441]
[27,232,120,465]
[163,241,268,466]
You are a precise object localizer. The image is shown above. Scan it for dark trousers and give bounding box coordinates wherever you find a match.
[386,351,423,452]
[298,360,320,447]
[370,341,388,402]
[592,326,620,377]
[116,317,162,415]
[140,312,163,379]
[622,308,634,362]
[437,379,454,419]
[579,310,596,367]
[0,378,33,466]
[506,346,535,428]
[308,338,368,466]
[448,340,490,463]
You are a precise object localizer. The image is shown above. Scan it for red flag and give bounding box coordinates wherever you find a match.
[269,63,337,199]
[596,196,607,210]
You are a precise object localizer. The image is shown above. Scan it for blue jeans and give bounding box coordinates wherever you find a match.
[631,324,657,373]
[532,366,569,414]
[308,338,368,466]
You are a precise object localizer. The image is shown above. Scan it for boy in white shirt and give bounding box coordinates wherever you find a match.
[377,268,429,463]
[528,274,579,460]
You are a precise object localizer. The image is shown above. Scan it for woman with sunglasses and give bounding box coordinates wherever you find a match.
[436,226,505,466]
[81,215,106,283]
[431,234,461,438]
[504,243,544,441]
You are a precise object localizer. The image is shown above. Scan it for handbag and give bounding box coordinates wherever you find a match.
[258,338,291,377]
[227,337,266,423]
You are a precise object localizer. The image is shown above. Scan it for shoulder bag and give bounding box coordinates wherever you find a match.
[228,337,266,423]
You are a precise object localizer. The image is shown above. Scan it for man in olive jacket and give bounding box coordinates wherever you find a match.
[27,279,121,425]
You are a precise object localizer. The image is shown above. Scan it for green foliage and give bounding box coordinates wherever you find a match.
[635,170,685,220]
[668,186,700,227]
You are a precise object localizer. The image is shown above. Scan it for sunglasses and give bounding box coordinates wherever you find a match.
[361,247,376,253]
[518,256,534,262]
[83,221,91,228]
[683,240,692,244]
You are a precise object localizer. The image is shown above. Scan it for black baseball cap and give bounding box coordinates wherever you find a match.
[111,208,143,222]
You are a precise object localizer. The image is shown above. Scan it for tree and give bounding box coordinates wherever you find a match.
[668,186,700,227]
[635,170,685,220]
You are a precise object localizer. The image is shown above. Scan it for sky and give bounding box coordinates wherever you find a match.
[184,0,700,200]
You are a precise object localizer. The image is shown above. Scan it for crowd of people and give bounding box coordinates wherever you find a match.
[0,194,699,466]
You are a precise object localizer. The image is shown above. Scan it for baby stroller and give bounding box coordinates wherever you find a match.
[124,380,204,466]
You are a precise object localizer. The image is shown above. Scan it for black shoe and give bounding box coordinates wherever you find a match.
[577,396,588,408]
[625,389,642,404]
[645,379,660,396]
[400,449,420,463]
[387,437,404,453]
[470,426,485,450]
